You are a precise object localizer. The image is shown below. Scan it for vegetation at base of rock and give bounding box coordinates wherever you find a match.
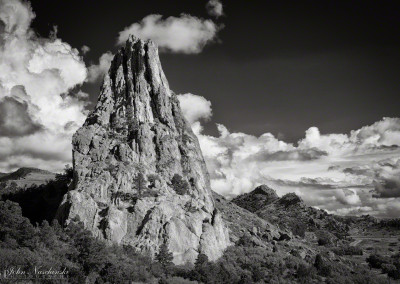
[2,170,399,283]
[0,200,154,284]
[0,194,384,284]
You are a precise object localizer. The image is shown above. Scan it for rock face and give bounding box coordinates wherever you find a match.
[57,36,230,264]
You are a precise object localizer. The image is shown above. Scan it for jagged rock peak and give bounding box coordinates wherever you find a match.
[252,185,279,198]
[278,193,305,207]
[232,184,279,213]
[57,35,230,265]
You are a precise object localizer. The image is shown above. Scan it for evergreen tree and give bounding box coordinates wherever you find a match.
[135,172,147,196]
[156,242,173,266]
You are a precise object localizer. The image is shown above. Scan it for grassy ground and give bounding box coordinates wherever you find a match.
[348,226,400,283]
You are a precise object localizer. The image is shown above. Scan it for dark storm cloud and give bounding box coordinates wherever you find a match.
[247,148,327,162]
[373,178,400,198]
[0,96,43,137]
[341,158,400,199]
[372,159,400,198]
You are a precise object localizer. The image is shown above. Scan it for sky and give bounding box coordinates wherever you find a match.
[0,0,399,218]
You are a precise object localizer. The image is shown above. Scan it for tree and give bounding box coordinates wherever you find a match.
[134,172,147,196]
[156,242,173,267]
[171,174,190,195]
[195,253,209,267]
[314,254,331,277]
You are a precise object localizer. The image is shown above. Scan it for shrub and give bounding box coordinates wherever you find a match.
[314,254,331,277]
[171,174,190,195]
[366,253,389,269]
[147,174,160,188]
[332,245,363,256]
[296,263,316,280]
[382,263,400,279]
[289,220,307,238]
[318,237,330,246]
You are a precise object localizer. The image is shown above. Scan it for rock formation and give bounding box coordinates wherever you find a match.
[232,184,279,212]
[57,35,230,264]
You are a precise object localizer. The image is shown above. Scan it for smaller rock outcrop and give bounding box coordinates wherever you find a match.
[278,192,305,208]
[232,185,278,212]
[233,185,351,240]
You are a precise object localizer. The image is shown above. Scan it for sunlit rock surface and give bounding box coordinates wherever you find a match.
[57,35,230,265]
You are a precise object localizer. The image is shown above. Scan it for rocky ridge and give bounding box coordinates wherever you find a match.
[233,185,349,240]
[57,36,230,265]
[231,184,279,213]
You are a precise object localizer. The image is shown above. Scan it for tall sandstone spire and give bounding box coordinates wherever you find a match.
[58,36,230,264]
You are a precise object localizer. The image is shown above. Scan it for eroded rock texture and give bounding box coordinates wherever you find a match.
[57,36,230,264]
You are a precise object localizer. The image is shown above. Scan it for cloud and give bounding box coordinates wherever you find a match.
[178,93,400,217]
[247,148,327,162]
[374,178,400,198]
[352,117,400,146]
[340,158,400,199]
[372,158,400,198]
[335,189,361,205]
[117,14,220,53]
[0,95,42,137]
[87,51,113,83]
[272,177,337,189]
[81,45,90,54]
[178,93,212,124]
[0,0,34,36]
[0,0,88,172]
[206,0,224,18]
[298,117,400,156]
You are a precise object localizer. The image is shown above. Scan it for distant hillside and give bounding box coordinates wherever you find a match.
[0,167,56,191]
[0,167,53,181]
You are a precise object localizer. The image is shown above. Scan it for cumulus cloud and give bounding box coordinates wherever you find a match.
[298,117,400,156]
[341,158,400,199]
[206,0,224,18]
[87,51,113,83]
[335,189,361,205]
[0,0,34,36]
[0,0,88,172]
[0,95,42,137]
[117,14,220,53]
[178,93,400,217]
[178,93,212,125]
